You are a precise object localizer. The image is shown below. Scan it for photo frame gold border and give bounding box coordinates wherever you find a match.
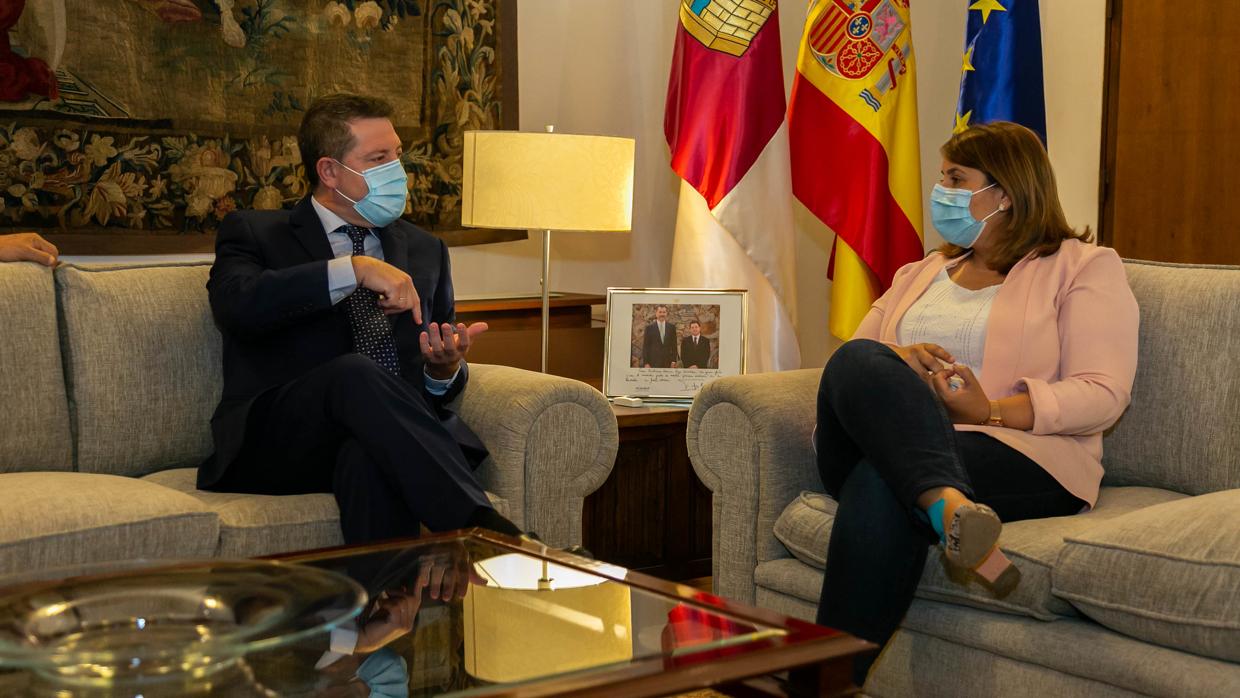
[603,287,748,401]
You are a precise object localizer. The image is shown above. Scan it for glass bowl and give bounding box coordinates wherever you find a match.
[0,559,365,692]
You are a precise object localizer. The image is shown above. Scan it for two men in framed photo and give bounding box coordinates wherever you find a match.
[637,304,717,370]
[604,289,746,401]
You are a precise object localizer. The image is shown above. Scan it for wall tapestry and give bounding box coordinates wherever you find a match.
[0,0,517,253]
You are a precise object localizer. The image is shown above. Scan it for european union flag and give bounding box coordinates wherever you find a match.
[954,0,1046,144]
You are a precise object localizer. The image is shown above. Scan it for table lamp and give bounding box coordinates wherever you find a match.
[460,129,635,372]
[462,552,633,683]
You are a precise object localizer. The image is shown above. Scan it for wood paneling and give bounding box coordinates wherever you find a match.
[458,298,715,581]
[1101,0,1240,263]
[456,293,605,386]
[582,406,713,581]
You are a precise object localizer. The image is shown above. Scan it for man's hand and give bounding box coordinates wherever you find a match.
[353,589,423,654]
[0,232,58,267]
[351,256,422,324]
[353,545,487,654]
[419,322,488,380]
[413,545,486,602]
[892,343,954,382]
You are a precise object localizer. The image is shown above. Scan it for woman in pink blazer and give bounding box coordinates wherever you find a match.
[814,122,1138,683]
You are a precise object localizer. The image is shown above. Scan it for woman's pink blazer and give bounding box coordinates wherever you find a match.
[854,239,1139,507]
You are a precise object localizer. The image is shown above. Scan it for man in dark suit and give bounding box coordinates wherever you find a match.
[641,305,678,368]
[679,320,711,369]
[200,93,521,544]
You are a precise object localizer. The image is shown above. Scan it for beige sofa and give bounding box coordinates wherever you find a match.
[0,261,618,576]
[687,259,1240,696]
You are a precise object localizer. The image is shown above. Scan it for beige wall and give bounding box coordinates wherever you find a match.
[64,1,1106,367]
[449,1,680,298]
[452,0,1107,368]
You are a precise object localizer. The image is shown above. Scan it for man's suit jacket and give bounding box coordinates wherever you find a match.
[679,335,711,369]
[199,196,481,488]
[641,321,678,367]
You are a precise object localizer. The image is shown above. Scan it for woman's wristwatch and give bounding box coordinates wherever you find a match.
[984,399,1005,427]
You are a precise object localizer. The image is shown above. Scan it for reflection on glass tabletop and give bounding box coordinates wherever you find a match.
[262,530,865,698]
[0,531,868,697]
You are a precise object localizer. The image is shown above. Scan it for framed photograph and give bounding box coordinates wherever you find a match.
[604,288,747,401]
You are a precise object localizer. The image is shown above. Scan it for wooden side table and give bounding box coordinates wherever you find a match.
[455,293,605,388]
[581,404,713,581]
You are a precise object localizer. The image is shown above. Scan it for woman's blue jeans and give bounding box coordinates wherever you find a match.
[814,339,1083,683]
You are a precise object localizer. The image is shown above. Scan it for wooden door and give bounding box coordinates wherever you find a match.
[1100,0,1240,263]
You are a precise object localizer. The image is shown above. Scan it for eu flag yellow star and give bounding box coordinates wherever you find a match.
[962,46,976,73]
[969,0,1007,24]
[954,110,973,134]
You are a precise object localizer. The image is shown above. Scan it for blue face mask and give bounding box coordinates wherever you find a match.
[930,182,1004,248]
[334,158,409,228]
[356,647,408,698]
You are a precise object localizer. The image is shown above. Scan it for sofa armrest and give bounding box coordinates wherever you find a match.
[687,368,824,603]
[454,364,618,548]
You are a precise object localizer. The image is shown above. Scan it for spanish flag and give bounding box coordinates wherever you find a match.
[789,0,925,340]
[666,0,800,373]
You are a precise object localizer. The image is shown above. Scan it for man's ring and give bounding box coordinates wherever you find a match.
[398,296,406,301]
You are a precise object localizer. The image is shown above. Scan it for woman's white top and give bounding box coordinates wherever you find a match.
[895,267,1001,374]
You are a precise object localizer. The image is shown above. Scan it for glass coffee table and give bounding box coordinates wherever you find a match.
[0,530,873,696]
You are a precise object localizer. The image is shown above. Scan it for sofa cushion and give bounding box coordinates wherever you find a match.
[772,485,1185,620]
[772,491,837,567]
[750,564,1240,698]
[1053,489,1240,662]
[0,472,219,574]
[1104,260,1240,494]
[871,600,1240,698]
[143,468,513,558]
[55,263,220,477]
[0,263,72,472]
[754,557,825,611]
[142,468,343,558]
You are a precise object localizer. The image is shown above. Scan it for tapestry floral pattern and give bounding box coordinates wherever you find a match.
[0,0,503,236]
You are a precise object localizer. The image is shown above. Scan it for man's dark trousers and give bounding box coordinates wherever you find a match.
[201,196,492,544]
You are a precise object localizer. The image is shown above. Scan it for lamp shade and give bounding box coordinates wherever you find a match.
[460,131,635,232]
[462,553,632,683]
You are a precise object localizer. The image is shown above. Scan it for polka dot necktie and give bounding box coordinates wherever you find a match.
[340,225,402,376]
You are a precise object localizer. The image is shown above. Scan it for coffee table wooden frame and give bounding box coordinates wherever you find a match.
[271,528,875,697]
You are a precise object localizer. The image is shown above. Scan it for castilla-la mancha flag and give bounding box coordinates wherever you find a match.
[789,0,925,339]
[665,0,800,373]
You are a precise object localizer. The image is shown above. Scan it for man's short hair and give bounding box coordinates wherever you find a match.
[298,93,395,188]
[689,319,701,327]
[655,305,669,313]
